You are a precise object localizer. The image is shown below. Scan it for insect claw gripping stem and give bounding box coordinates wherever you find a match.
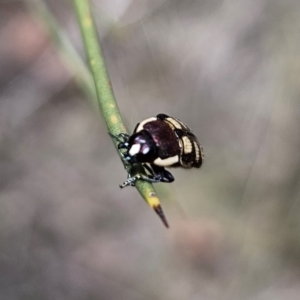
[109,132,130,143]
[119,176,137,188]
[120,173,165,188]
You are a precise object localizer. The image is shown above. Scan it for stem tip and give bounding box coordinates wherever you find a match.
[153,204,169,228]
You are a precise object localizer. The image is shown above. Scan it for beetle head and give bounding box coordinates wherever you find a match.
[126,130,158,163]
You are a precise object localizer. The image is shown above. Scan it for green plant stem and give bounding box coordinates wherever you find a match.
[73,0,168,228]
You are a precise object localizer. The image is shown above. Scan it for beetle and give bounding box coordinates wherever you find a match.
[113,113,204,188]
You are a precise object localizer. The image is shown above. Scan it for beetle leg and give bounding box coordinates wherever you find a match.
[161,169,175,182]
[120,163,169,188]
[120,173,163,188]
[109,132,130,143]
[143,164,168,183]
[120,165,175,188]
[118,133,130,140]
[109,133,130,159]
[143,163,156,175]
[120,176,137,188]
[151,164,175,183]
[117,142,129,149]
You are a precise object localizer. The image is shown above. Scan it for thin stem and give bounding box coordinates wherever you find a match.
[73,0,168,227]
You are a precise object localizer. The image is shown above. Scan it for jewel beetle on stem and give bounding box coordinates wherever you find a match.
[112,113,204,188]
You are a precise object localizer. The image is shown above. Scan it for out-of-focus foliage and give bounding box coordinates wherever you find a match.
[1,0,300,299]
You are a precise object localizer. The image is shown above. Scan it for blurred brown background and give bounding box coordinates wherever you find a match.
[1,0,300,299]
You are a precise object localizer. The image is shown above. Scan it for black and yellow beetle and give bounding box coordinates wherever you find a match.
[114,113,204,188]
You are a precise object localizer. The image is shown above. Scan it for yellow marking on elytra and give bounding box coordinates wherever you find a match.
[182,136,193,153]
[166,117,182,129]
[136,117,157,132]
[193,141,200,160]
[154,155,179,167]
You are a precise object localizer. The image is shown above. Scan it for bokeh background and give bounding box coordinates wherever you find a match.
[1,0,300,299]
